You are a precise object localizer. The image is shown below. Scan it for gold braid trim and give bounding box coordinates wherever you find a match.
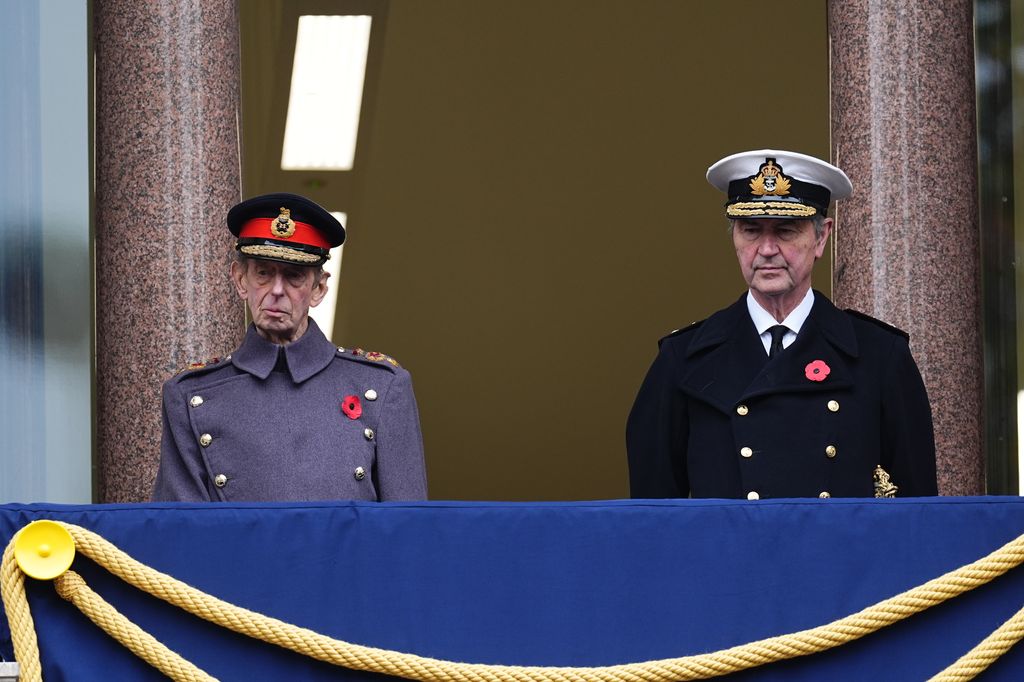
[239,244,323,264]
[727,201,817,218]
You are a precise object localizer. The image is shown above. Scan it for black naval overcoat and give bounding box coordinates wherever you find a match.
[153,320,427,502]
[626,291,937,499]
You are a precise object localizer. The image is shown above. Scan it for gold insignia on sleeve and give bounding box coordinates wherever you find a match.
[176,357,221,374]
[873,465,898,498]
[270,207,296,238]
[345,347,402,367]
[364,350,402,367]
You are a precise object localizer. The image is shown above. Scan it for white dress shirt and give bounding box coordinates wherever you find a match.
[746,289,815,356]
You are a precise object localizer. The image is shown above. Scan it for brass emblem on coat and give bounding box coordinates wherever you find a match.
[873,465,898,498]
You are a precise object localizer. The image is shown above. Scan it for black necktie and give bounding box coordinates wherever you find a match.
[768,325,788,359]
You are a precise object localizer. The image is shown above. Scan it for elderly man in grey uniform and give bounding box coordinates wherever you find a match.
[627,150,937,500]
[153,193,427,502]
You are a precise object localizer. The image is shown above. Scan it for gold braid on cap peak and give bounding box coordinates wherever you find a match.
[727,201,817,218]
[240,244,324,264]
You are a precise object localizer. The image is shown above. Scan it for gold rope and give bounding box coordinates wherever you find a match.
[53,571,216,682]
[1,541,41,682]
[4,521,1024,682]
[929,601,1024,680]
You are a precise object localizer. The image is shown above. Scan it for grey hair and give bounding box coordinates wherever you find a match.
[810,214,827,239]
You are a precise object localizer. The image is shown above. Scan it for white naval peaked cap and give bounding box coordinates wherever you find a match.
[706,149,852,218]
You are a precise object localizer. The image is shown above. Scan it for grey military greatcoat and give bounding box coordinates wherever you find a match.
[153,320,427,502]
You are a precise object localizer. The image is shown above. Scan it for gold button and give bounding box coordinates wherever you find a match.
[364,389,378,401]
[819,491,831,499]
[747,491,760,501]
[214,474,227,487]
[736,404,748,416]
[354,466,365,481]
[338,347,345,353]
[825,445,837,458]
[189,395,204,408]
[827,400,839,412]
[740,446,753,458]
[199,433,213,447]
[364,428,375,441]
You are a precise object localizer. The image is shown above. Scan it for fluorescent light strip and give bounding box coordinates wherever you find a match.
[308,211,347,338]
[281,16,372,171]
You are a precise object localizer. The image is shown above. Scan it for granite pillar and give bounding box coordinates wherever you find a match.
[95,0,244,502]
[829,1,983,495]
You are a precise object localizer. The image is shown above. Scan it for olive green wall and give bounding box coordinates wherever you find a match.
[241,0,830,500]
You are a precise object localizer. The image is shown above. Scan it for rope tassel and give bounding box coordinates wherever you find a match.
[54,571,215,682]
[3,521,1024,681]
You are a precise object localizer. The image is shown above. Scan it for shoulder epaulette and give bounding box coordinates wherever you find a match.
[336,346,402,369]
[844,309,909,340]
[175,355,229,376]
[658,319,705,346]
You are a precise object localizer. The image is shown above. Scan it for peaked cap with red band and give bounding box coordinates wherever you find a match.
[227,192,345,266]
[706,149,852,219]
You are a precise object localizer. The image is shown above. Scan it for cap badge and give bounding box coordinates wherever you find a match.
[270,207,296,239]
[749,158,792,197]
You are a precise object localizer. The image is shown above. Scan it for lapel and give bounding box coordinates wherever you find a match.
[678,295,768,413]
[232,324,279,380]
[283,319,336,384]
[740,293,857,401]
[679,291,859,412]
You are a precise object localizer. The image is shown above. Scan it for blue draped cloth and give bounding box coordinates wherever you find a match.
[2,497,1024,680]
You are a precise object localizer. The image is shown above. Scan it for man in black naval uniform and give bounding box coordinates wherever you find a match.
[626,150,937,500]
[152,193,427,502]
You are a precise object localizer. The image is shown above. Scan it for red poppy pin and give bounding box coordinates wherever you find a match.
[804,360,831,382]
[341,395,362,419]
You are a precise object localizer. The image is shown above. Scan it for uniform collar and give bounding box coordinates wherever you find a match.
[686,290,857,359]
[806,290,859,358]
[685,294,756,357]
[232,318,337,383]
[677,291,860,413]
[746,288,814,335]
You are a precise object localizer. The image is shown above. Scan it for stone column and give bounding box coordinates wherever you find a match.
[829,1,983,495]
[95,0,244,502]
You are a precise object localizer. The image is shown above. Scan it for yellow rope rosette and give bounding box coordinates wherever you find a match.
[4,520,1024,681]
